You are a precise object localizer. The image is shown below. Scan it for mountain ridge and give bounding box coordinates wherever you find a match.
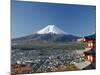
[12,25,81,45]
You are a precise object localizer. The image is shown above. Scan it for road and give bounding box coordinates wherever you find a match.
[74,61,91,69]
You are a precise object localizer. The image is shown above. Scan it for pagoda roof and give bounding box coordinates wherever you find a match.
[84,48,96,56]
[84,34,95,40]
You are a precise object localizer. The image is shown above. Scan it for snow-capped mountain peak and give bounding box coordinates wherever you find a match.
[36,25,66,34]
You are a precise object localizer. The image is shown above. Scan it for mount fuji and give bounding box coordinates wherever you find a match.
[36,25,66,34]
[12,25,80,45]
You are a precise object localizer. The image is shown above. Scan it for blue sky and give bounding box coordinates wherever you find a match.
[11,0,96,38]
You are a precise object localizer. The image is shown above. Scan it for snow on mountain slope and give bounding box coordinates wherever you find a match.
[36,25,66,34]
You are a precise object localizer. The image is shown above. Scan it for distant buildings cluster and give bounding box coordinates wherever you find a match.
[11,49,83,74]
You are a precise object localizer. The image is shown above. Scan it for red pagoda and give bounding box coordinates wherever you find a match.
[83,34,96,69]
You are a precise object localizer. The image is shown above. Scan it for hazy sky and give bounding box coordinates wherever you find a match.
[11,0,96,38]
